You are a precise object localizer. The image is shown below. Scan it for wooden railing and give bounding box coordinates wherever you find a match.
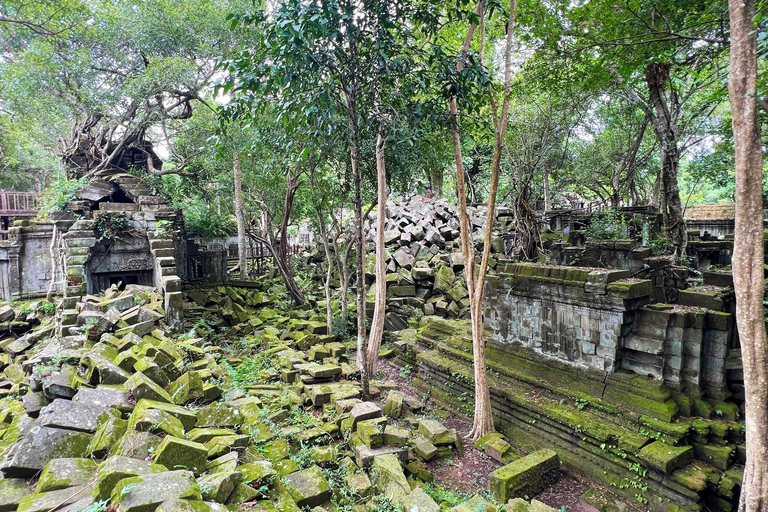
[0,191,40,216]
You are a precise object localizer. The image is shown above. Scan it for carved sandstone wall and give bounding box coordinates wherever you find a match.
[484,263,648,372]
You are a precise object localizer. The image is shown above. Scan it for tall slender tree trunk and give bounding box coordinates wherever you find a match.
[312,200,335,335]
[543,168,551,211]
[449,0,516,440]
[345,86,369,396]
[233,153,248,280]
[645,63,687,259]
[366,126,387,377]
[728,0,768,508]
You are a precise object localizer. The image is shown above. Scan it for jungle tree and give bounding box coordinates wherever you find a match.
[448,0,517,439]
[728,0,768,507]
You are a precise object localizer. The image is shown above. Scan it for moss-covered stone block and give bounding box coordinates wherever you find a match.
[713,402,739,421]
[92,455,167,501]
[371,453,410,501]
[488,449,559,502]
[35,457,97,493]
[357,420,383,449]
[110,470,201,511]
[152,436,208,475]
[87,416,128,458]
[638,441,692,474]
[411,434,438,461]
[692,442,732,471]
[239,461,277,487]
[197,470,242,503]
[277,465,331,508]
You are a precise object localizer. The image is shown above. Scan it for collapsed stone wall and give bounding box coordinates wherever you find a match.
[355,196,512,327]
[52,171,186,333]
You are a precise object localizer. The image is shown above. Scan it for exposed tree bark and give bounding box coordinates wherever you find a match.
[644,63,687,259]
[233,153,248,280]
[728,0,768,508]
[344,82,369,396]
[424,168,443,198]
[449,0,516,440]
[365,126,388,378]
[543,168,551,211]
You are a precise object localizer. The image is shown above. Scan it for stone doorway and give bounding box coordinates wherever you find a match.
[89,269,154,294]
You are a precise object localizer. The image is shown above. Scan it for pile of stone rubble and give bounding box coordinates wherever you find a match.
[360,196,514,328]
[0,284,557,512]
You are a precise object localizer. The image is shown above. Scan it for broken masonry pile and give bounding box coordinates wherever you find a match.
[305,196,515,328]
[0,285,559,512]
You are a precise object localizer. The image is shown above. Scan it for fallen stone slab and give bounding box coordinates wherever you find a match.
[0,306,15,323]
[35,457,98,493]
[382,391,404,418]
[38,399,111,433]
[21,392,47,418]
[196,405,244,428]
[475,432,513,463]
[87,415,128,458]
[489,449,560,502]
[198,470,242,503]
[126,372,173,403]
[4,427,93,477]
[153,436,208,475]
[73,386,133,411]
[110,470,201,512]
[239,461,277,487]
[134,399,197,431]
[349,402,382,426]
[372,453,410,502]
[400,486,440,512]
[0,478,33,512]
[17,483,95,512]
[92,455,167,500]
[355,444,408,468]
[411,434,438,461]
[277,465,331,508]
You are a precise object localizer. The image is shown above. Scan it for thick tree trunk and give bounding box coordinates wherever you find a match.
[645,63,687,259]
[345,86,369,396]
[366,127,387,378]
[425,168,443,198]
[233,153,248,280]
[728,0,768,509]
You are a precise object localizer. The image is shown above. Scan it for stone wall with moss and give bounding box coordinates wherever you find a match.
[484,262,650,373]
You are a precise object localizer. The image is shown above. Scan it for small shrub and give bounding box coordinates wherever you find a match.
[95,212,132,243]
[40,176,91,214]
[648,238,674,256]
[332,314,352,339]
[37,301,56,316]
[154,219,173,237]
[583,210,627,240]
